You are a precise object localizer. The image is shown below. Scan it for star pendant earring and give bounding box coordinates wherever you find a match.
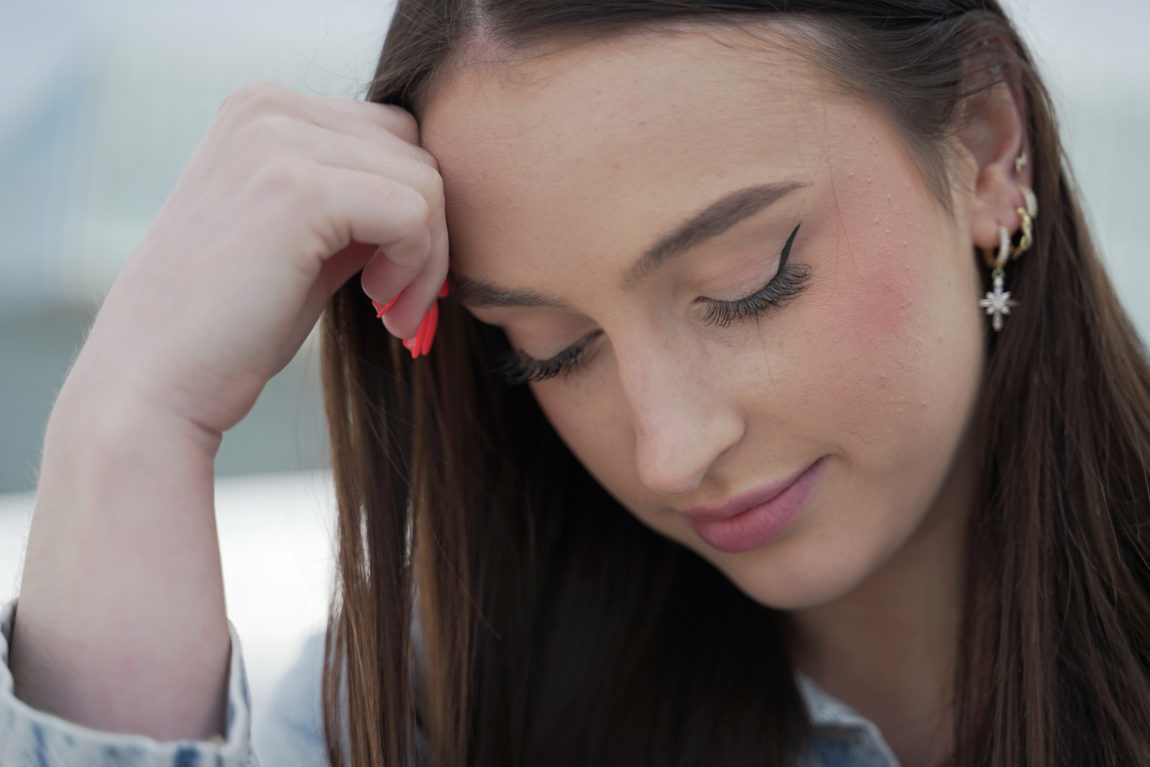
[979,225,1015,332]
[978,180,1037,332]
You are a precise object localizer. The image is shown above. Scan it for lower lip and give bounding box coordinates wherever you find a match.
[687,457,827,554]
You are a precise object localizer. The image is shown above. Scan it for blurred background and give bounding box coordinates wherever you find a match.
[0,0,1147,734]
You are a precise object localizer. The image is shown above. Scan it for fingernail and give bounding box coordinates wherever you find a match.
[401,280,449,360]
[405,311,430,359]
[413,309,433,359]
[371,296,399,318]
[420,302,439,357]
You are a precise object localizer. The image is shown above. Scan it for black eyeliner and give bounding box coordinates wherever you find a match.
[497,221,808,384]
[699,222,808,328]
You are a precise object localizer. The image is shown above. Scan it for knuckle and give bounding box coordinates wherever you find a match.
[251,157,316,204]
[218,81,286,119]
[410,145,440,172]
[244,113,297,147]
[422,167,445,210]
[375,103,420,142]
[380,181,431,230]
[391,107,421,140]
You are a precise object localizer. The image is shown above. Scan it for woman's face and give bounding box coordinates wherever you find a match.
[420,23,986,611]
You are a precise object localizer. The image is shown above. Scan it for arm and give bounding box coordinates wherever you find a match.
[0,596,255,766]
[9,376,231,741]
[1,80,444,767]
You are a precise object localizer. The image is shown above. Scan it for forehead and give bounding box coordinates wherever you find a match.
[419,22,864,280]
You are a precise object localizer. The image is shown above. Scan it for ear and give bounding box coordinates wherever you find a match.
[957,81,1032,251]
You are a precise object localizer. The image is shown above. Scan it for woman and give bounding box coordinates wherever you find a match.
[3,1,1149,765]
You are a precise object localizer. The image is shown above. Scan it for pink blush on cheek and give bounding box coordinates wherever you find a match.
[820,234,924,353]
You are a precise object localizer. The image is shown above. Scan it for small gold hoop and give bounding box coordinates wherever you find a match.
[1011,209,1033,259]
[981,225,1011,270]
[1019,184,1038,218]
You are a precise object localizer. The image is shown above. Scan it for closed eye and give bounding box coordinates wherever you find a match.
[495,221,808,385]
[698,222,808,327]
[495,331,602,384]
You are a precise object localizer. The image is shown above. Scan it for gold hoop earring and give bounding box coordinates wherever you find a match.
[1011,184,1038,259]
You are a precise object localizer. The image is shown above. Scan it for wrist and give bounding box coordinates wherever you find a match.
[47,363,224,469]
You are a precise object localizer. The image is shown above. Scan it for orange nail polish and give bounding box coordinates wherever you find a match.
[421,302,439,356]
[420,305,436,352]
[409,312,430,359]
[372,296,399,318]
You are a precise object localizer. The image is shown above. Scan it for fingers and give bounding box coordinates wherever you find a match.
[219,81,422,147]
[276,96,448,341]
[220,83,450,344]
[311,165,446,340]
[402,300,439,358]
[380,228,449,341]
[253,120,444,231]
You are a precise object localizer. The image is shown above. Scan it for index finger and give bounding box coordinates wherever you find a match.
[285,89,422,146]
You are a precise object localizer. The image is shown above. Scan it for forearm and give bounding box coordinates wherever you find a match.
[9,373,231,741]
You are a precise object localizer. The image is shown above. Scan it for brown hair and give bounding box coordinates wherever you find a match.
[317,2,1150,764]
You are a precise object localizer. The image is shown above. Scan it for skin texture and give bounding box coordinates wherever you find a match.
[421,22,1028,767]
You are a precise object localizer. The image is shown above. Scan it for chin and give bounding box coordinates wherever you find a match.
[706,538,880,612]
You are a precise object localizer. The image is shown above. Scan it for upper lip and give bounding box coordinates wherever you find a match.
[678,460,817,523]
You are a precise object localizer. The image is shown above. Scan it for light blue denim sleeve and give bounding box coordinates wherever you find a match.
[0,598,257,767]
[251,630,339,767]
[252,628,429,767]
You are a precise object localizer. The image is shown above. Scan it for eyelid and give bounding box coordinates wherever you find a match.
[724,222,798,295]
[497,222,806,383]
[698,222,806,327]
[496,331,602,384]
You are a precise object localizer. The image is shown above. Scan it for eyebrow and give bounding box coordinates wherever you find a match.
[452,180,805,309]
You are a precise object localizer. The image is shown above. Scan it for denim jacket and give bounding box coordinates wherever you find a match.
[0,598,900,766]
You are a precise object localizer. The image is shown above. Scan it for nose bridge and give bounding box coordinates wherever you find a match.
[617,333,744,496]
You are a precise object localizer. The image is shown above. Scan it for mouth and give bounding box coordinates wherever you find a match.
[679,457,827,554]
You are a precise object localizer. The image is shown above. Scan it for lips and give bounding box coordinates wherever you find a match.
[678,457,827,554]
[680,460,817,523]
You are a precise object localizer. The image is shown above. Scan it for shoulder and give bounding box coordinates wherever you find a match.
[252,620,429,767]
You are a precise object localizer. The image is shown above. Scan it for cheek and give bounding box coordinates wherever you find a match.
[531,381,635,496]
[794,187,984,470]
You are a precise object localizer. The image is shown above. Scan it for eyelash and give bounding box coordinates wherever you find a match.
[496,222,809,385]
[699,222,807,328]
[496,333,600,385]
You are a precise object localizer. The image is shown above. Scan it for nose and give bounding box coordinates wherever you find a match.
[617,338,745,497]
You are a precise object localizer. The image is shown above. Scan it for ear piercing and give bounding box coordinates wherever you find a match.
[979,225,1016,332]
[979,173,1038,333]
[1014,149,1028,176]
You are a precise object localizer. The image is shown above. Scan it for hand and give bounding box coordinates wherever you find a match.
[70,81,447,437]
